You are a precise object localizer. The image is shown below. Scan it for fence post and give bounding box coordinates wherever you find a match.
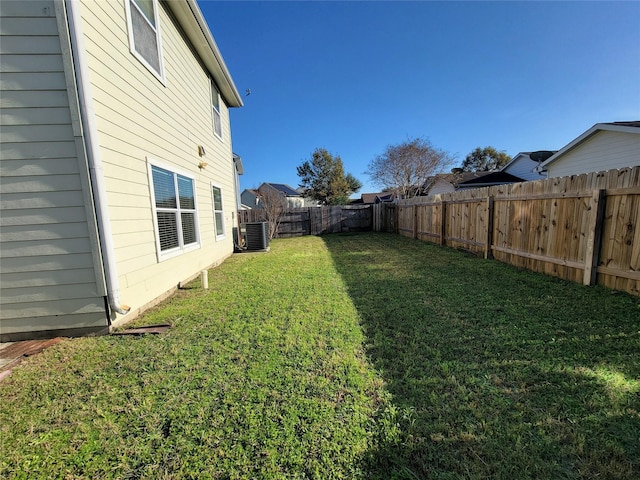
[485,196,494,259]
[440,201,447,246]
[583,189,606,286]
[413,204,418,239]
[393,204,398,233]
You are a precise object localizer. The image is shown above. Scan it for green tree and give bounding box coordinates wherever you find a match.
[297,148,362,205]
[461,147,511,172]
[367,137,454,199]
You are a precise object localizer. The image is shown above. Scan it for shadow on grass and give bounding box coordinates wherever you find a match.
[322,233,640,480]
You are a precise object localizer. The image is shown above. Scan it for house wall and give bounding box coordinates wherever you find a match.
[78,0,238,326]
[0,0,109,339]
[546,131,640,178]
[241,190,260,209]
[426,179,456,195]
[503,155,546,181]
[287,197,305,209]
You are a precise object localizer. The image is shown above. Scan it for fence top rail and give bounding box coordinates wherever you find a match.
[606,186,640,196]
[493,192,591,201]
[398,198,487,207]
[340,205,374,210]
[372,185,639,209]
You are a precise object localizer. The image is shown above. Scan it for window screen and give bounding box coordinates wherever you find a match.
[129,0,162,77]
[212,81,222,138]
[212,185,224,237]
[151,165,198,254]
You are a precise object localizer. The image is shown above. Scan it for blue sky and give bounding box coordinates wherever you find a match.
[199,0,640,196]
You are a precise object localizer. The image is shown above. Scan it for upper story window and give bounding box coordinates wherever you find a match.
[211,80,222,138]
[149,162,199,260]
[125,0,165,82]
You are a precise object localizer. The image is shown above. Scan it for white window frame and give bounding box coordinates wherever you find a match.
[211,79,222,139]
[147,159,200,261]
[211,183,225,240]
[124,0,166,84]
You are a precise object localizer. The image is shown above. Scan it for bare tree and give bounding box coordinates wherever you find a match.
[257,184,287,239]
[367,137,454,199]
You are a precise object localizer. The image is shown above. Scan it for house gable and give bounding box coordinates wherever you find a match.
[537,122,640,178]
[501,152,548,181]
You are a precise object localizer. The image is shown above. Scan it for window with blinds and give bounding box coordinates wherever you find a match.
[126,0,164,81]
[212,185,224,239]
[151,164,199,257]
[211,81,222,138]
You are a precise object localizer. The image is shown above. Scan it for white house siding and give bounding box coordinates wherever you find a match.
[78,0,238,325]
[0,0,109,339]
[426,179,456,196]
[503,154,545,181]
[547,131,640,178]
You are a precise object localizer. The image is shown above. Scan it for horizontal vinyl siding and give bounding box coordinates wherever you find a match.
[0,0,108,335]
[1,312,107,335]
[2,268,98,288]
[1,253,96,274]
[428,180,456,195]
[504,156,543,181]
[80,0,238,323]
[1,106,73,125]
[548,131,640,178]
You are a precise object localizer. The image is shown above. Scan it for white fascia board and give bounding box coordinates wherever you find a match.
[167,0,243,107]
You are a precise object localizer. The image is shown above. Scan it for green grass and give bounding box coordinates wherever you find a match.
[1,233,638,479]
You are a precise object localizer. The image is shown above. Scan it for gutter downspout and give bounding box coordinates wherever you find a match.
[65,0,130,317]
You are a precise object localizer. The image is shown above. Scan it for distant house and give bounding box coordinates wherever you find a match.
[501,152,551,181]
[535,121,640,178]
[1,0,243,340]
[421,152,557,195]
[351,192,396,204]
[241,183,316,209]
[422,172,490,195]
[240,189,261,209]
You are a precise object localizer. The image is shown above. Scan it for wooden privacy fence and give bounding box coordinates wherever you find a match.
[239,205,373,237]
[396,166,640,296]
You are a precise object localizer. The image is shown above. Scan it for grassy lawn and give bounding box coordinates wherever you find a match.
[1,233,638,479]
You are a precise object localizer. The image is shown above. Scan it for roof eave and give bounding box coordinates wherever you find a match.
[167,0,243,108]
[233,153,244,174]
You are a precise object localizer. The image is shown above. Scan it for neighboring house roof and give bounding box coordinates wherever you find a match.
[423,172,491,191]
[360,193,381,204]
[357,192,395,204]
[535,121,640,173]
[456,171,525,189]
[260,183,301,197]
[375,193,395,203]
[166,1,243,107]
[422,170,525,194]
